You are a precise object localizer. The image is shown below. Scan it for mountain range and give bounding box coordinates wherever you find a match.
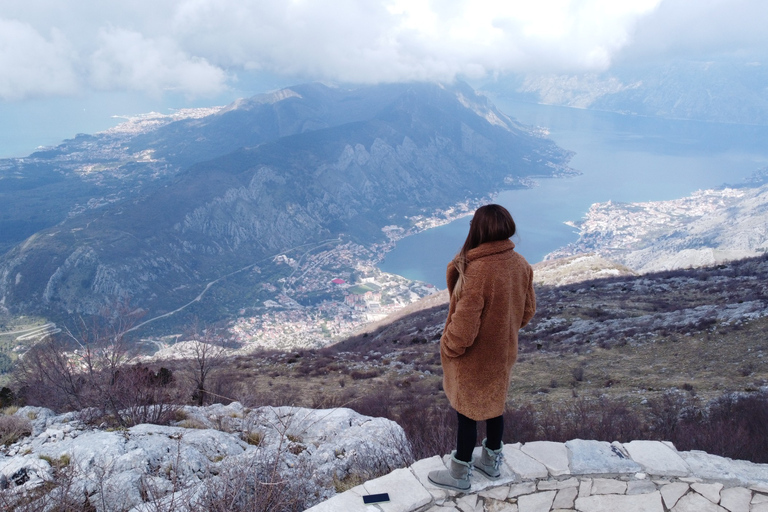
[0,82,572,324]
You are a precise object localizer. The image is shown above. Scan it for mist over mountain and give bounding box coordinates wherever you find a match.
[0,81,572,322]
[485,58,768,125]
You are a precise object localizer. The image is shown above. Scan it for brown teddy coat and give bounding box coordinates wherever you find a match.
[440,239,536,421]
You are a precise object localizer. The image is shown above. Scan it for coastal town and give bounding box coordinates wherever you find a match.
[227,239,439,351]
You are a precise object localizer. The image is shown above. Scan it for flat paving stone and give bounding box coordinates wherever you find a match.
[507,481,537,498]
[671,492,727,512]
[363,467,432,512]
[623,440,690,477]
[591,477,627,495]
[520,441,570,476]
[518,490,556,512]
[718,487,751,512]
[752,504,768,512]
[484,499,518,512]
[691,482,723,504]
[660,482,689,509]
[681,451,768,487]
[502,446,549,480]
[567,439,641,475]
[552,486,578,509]
[627,480,658,495]
[303,484,366,512]
[575,491,664,512]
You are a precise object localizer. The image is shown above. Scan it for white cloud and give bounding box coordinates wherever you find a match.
[89,28,227,97]
[7,0,768,101]
[0,18,79,99]
[618,0,768,62]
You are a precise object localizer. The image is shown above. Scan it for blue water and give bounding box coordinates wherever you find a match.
[380,101,768,287]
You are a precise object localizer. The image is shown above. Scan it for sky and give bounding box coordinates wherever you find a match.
[2,0,768,157]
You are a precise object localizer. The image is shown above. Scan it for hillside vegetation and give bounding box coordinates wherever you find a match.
[5,254,767,465]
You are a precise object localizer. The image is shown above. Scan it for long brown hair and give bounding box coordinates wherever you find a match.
[452,204,516,299]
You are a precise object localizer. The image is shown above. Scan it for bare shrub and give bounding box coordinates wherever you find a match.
[0,414,32,446]
[674,392,768,463]
[13,313,180,427]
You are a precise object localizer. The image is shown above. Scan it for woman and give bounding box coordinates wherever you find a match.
[428,204,536,491]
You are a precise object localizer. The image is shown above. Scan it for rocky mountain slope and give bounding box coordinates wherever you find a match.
[0,403,409,511]
[0,82,572,322]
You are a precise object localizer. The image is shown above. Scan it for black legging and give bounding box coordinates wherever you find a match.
[455,411,504,462]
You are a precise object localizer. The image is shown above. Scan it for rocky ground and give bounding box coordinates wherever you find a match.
[0,403,409,511]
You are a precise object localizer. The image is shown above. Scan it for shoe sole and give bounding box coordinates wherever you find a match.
[474,466,501,479]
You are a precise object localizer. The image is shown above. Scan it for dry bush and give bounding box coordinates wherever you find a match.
[13,327,181,427]
[0,414,31,446]
[673,392,768,463]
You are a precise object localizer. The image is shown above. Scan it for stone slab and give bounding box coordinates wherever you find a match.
[483,499,518,512]
[363,467,432,512]
[591,478,627,495]
[681,451,768,487]
[691,482,723,504]
[671,492,727,512]
[575,491,664,512]
[579,479,592,497]
[627,480,658,495]
[520,441,570,477]
[660,482,689,509]
[518,490,555,512]
[623,440,690,477]
[719,487,751,512]
[567,439,642,475]
[502,446,549,480]
[507,481,537,498]
[479,485,510,501]
[752,504,768,512]
[303,484,366,512]
[553,486,578,509]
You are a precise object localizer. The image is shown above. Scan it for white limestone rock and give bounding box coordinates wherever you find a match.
[681,451,768,487]
[567,439,642,475]
[362,467,432,512]
[660,482,689,509]
[553,486,578,508]
[691,482,724,504]
[520,441,570,476]
[501,445,549,480]
[1,404,409,512]
[672,492,727,511]
[517,489,556,512]
[627,480,658,495]
[623,440,690,477]
[719,486,751,512]
[591,478,628,495]
[575,491,664,512]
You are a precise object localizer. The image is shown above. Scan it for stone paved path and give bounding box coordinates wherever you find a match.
[306,440,768,512]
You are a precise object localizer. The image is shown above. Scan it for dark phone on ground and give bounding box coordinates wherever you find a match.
[362,492,390,504]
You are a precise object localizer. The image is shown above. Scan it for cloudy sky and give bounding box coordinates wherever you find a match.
[1,0,767,155]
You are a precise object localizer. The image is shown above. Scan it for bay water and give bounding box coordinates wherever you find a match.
[380,100,768,287]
